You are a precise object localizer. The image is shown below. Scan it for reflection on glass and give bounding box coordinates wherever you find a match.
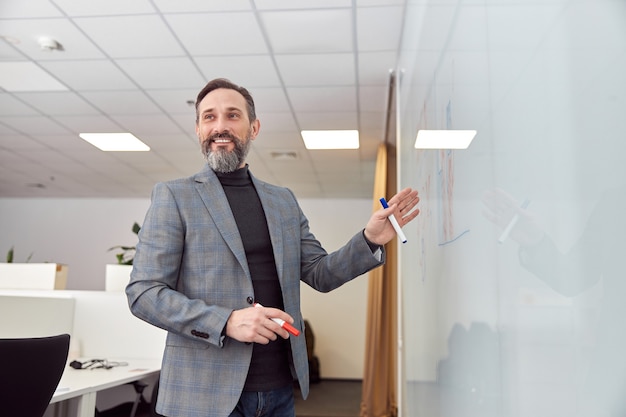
[398,0,626,416]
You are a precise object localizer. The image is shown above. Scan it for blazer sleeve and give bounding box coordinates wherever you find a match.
[125,182,232,348]
[296,198,386,293]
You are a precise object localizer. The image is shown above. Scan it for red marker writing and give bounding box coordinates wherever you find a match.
[254,303,300,337]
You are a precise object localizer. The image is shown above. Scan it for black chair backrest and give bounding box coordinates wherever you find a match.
[0,334,70,417]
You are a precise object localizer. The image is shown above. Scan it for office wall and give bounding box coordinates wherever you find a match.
[396,1,626,416]
[0,196,371,379]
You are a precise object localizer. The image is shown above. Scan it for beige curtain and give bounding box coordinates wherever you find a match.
[360,142,398,417]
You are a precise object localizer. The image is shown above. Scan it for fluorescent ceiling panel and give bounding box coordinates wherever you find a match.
[0,62,68,92]
[414,130,476,149]
[79,133,150,151]
[301,130,359,149]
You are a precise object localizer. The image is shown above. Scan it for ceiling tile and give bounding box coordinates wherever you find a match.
[109,149,171,167]
[249,87,291,113]
[40,60,137,91]
[13,148,80,167]
[357,6,404,52]
[359,86,388,112]
[0,0,64,18]
[73,15,186,58]
[357,0,405,5]
[0,93,39,115]
[153,0,251,12]
[359,111,386,130]
[309,149,361,165]
[143,135,199,152]
[261,9,353,54]
[168,114,197,134]
[52,0,156,16]
[81,91,162,115]
[287,86,357,112]
[254,0,352,10]
[0,41,25,61]
[275,53,356,86]
[145,89,198,115]
[0,134,43,150]
[1,115,70,135]
[297,111,358,130]
[53,115,122,134]
[195,55,281,87]
[0,19,106,60]
[111,114,186,135]
[0,62,69,92]
[253,131,305,150]
[358,52,397,85]
[164,12,268,56]
[0,123,18,135]
[28,133,95,152]
[254,112,299,133]
[14,92,100,115]
[116,57,205,89]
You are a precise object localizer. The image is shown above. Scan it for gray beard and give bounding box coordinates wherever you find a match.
[202,134,251,173]
[206,147,242,173]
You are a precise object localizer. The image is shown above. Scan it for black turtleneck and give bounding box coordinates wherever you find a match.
[215,165,293,392]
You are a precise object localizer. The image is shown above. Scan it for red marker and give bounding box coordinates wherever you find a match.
[254,303,300,337]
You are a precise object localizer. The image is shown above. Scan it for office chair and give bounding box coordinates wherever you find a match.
[0,334,70,417]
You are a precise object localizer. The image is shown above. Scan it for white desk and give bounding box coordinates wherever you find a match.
[51,358,161,417]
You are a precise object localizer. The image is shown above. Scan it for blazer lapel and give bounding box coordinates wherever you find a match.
[193,165,251,279]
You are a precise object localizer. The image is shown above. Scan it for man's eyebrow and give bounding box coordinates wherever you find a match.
[200,106,244,114]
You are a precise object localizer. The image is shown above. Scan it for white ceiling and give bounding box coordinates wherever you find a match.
[0,0,405,198]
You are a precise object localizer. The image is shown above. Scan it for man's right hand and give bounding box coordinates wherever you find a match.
[225,305,293,343]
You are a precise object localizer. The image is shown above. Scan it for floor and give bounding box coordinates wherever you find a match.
[294,379,362,417]
[107,379,362,417]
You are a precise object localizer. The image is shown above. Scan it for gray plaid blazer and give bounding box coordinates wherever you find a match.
[126,164,384,417]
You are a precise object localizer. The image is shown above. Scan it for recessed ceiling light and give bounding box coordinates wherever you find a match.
[79,133,150,152]
[0,62,68,92]
[414,130,476,149]
[301,130,359,150]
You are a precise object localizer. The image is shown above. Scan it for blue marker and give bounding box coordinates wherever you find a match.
[380,197,408,243]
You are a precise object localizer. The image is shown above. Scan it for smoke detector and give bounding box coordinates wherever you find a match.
[38,37,64,51]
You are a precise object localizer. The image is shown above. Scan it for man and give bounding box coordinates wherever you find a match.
[126,78,419,417]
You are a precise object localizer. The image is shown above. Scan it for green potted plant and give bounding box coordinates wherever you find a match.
[105,222,140,291]
[5,246,33,263]
[107,222,141,265]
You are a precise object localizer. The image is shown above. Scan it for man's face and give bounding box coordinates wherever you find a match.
[195,88,260,173]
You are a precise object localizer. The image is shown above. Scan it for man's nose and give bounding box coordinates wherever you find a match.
[212,118,231,136]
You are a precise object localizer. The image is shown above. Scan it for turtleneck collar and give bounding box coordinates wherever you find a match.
[214,164,251,186]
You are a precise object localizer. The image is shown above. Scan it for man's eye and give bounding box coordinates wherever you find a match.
[203,114,214,120]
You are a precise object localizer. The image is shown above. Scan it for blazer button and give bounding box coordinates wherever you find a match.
[246,296,254,305]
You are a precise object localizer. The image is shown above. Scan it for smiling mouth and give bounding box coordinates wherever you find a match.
[212,138,232,144]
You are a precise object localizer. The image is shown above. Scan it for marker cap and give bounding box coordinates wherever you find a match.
[281,322,300,337]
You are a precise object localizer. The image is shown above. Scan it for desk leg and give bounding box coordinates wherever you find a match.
[53,401,67,417]
[76,392,97,417]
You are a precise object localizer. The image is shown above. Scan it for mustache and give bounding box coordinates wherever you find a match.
[208,132,238,142]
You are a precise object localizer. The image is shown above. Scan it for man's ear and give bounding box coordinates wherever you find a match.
[250,119,261,140]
